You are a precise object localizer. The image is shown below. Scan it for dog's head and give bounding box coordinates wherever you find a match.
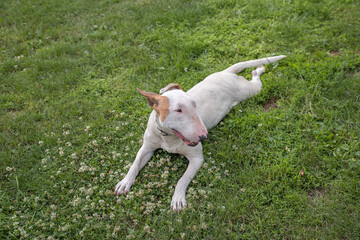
[137,84,208,147]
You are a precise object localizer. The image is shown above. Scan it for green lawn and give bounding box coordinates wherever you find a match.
[1,0,359,239]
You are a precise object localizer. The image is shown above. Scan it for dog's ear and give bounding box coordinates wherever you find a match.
[137,88,160,108]
[137,88,170,121]
[159,83,182,94]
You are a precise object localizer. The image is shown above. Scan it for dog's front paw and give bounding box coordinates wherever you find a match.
[114,178,133,196]
[171,194,186,211]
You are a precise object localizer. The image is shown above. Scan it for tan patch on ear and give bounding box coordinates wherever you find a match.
[159,83,183,94]
[137,88,170,122]
[155,96,170,122]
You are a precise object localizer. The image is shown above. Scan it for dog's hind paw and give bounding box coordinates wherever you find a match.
[252,65,265,77]
[114,178,133,196]
[171,194,187,211]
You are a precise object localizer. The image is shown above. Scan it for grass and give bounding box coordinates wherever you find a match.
[1,0,359,238]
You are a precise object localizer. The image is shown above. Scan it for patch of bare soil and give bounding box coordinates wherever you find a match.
[308,188,326,201]
[263,97,280,111]
[330,51,341,56]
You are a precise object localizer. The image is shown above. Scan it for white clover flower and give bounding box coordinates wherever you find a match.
[86,188,93,195]
[161,170,169,178]
[144,225,151,234]
[78,166,89,172]
[50,204,56,210]
[59,224,70,231]
[15,55,24,60]
[114,226,120,233]
[71,197,81,207]
[59,148,64,156]
[50,212,57,220]
[84,126,90,133]
[38,141,44,145]
[201,223,207,230]
[198,189,206,195]
[19,227,27,237]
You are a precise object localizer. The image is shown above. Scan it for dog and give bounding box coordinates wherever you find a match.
[114,55,286,211]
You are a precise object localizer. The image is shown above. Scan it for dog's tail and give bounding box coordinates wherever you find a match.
[223,55,286,74]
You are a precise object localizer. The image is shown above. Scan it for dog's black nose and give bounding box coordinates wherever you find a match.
[199,134,208,142]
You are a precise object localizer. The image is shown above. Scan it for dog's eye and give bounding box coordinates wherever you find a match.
[175,109,182,113]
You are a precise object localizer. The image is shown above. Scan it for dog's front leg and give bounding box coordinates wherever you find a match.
[114,145,154,195]
[171,152,204,211]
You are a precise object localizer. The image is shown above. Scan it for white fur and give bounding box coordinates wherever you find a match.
[114,55,286,211]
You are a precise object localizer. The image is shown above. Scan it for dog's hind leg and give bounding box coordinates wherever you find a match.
[251,65,265,84]
[239,65,265,98]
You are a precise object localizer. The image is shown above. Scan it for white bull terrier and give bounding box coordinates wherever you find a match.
[114,55,286,211]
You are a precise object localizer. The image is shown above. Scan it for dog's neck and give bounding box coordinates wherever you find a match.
[155,115,173,136]
[157,127,169,136]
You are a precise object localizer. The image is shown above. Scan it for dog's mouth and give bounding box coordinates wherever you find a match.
[172,129,199,147]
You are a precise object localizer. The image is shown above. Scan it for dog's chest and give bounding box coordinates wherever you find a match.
[160,135,186,154]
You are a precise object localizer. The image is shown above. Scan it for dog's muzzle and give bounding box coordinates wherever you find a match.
[199,134,208,142]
